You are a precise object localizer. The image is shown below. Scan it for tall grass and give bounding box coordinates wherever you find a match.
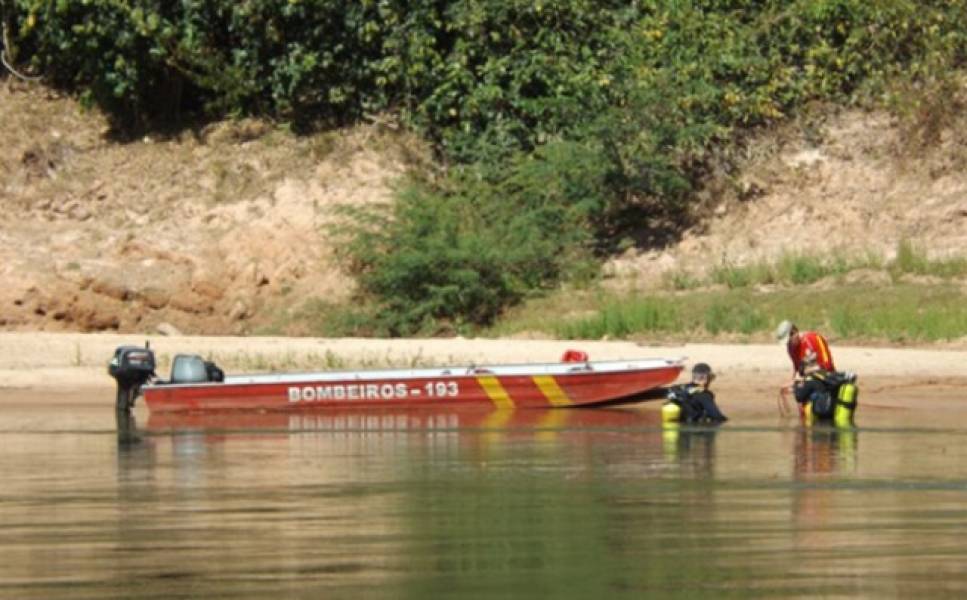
[705,251,883,290]
[703,301,768,335]
[710,261,777,289]
[662,270,703,291]
[891,240,967,280]
[555,298,681,340]
[828,285,967,343]
[544,284,967,343]
[667,243,967,293]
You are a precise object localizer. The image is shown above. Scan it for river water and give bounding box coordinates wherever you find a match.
[2,392,967,598]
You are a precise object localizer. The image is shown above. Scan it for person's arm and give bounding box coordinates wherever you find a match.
[786,343,802,379]
[787,345,803,389]
[693,390,727,422]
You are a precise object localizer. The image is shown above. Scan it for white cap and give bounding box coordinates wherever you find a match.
[774,320,794,344]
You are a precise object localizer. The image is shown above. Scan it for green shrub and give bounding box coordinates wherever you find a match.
[336,142,605,335]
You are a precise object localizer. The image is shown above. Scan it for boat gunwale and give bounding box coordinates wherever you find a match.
[144,357,686,391]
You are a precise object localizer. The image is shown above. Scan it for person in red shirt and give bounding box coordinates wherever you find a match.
[775,320,835,377]
[775,320,838,418]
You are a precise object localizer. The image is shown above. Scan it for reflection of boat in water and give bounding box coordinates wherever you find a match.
[139,408,667,479]
[145,406,662,434]
[109,345,684,413]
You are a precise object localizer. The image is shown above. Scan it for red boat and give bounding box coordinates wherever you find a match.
[109,345,684,413]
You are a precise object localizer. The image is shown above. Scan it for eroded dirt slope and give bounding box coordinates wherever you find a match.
[1,82,428,334]
[607,106,967,286]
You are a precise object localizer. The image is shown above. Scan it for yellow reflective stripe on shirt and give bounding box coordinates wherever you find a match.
[816,335,830,366]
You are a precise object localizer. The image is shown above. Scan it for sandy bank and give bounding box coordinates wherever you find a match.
[1,332,965,391]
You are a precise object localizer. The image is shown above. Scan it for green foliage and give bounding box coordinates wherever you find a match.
[335,143,604,335]
[9,0,636,133]
[11,1,965,137]
[10,0,391,126]
[370,0,639,164]
[10,1,175,124]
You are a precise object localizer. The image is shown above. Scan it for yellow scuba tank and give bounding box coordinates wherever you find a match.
[661,401,682,424]
[834,382,858,428]
[803,402,815,427]
[663,384,692,424]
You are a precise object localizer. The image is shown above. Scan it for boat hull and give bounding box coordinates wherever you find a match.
[142,360,683,413]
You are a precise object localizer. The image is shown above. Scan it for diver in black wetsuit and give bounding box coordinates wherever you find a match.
[667,362,728,424]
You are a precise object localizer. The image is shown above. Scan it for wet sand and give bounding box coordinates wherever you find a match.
[1,332,964,412]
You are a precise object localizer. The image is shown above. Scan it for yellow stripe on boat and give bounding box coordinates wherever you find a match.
[533,375,573,407]
[478,376,514,409]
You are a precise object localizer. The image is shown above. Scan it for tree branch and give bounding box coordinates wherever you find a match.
[1,9,41,82]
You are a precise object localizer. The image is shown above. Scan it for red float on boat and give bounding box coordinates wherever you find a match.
[109,345,684,413]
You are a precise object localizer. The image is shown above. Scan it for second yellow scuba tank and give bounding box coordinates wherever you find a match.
[834,382,858,427]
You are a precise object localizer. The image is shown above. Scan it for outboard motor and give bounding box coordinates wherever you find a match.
[109,344,156,412]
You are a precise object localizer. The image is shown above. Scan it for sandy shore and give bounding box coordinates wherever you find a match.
[2,332,965,393]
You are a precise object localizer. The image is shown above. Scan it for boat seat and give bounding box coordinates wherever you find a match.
[170,354,209,384]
